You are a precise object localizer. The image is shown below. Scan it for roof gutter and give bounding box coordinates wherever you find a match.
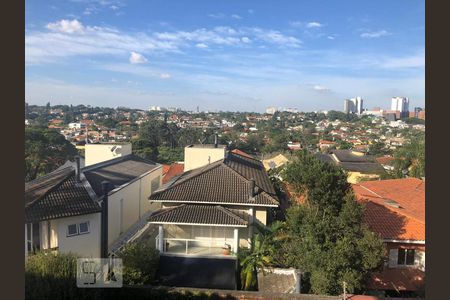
[383,239,425,244]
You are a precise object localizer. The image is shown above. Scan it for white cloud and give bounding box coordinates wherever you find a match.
[250,28,301,47]
[241,37,251,43]
[313,85,331,92]
[195,43,208,49]
[129,52,148,64]
[46,19,85,33]
[306,22,323,28]
[160,73,171,79]
[327,35,335,40]
[110,5,119,10]
[231,14,242,19]
[360,30,391,38]
[208,13,225,19]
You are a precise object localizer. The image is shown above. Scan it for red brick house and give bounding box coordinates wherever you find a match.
[352,178,425,297]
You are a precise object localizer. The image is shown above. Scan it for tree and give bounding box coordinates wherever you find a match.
[25,127,78,181]
[276,152,385,295]
[392,137,425,178]
[368,141,386,156]
[239,233,274,291]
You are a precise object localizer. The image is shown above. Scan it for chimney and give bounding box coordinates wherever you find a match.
[214,134,218,148]
[100,181,110,259]
[249,178,256,198]
[75,156,81,182]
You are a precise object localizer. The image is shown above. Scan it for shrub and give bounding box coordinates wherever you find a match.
[117,240,160,285]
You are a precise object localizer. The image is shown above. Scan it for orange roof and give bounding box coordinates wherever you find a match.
[162,163,185,184]
[162,164,171,175]
[352,178,425,241]
[367,268,425,291]
[230,149,254,159]
[319,139,336,144]
[376,155,394,165]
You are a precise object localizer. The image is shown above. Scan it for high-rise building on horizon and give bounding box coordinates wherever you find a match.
[343,97,364,114]
[391,97,409,118]
[266,106,278,115]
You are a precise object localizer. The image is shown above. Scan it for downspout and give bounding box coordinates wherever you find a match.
[101,181,110,259]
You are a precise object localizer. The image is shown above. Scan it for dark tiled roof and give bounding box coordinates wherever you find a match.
[316,151,385,174]
[339,161,385,173]
[150,153,279,207]
[83,154,159,196]
[25,168,101,223]
[149,204,248,227]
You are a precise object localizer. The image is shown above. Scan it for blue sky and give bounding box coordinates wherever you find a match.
[25,0,424,112]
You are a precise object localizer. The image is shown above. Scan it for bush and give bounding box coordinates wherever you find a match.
[117,240,160,285]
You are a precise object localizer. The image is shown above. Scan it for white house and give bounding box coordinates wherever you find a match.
[25,147,162,259]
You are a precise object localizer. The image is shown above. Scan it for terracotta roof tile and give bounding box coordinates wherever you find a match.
[162,163,184,184]
[353,178,425,241]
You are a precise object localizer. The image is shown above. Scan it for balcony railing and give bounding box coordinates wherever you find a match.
[155,235,233,256]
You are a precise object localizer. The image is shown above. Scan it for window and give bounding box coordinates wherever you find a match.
[79,222,90,234]
[67,224,78,236]
[67,222,90,237]
[398,249,415,265]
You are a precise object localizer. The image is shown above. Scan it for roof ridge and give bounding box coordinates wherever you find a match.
[25,165,73,187]
[217,205,248,225]
[151,160,224,196]
[229,150,260,162]
[82,154,157,172]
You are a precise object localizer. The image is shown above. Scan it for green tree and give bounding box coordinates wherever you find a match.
[25,127,78,181]
[239,233,274,291]
[277,152,384,295]
[392,137,425,178]
[117,240,160,285]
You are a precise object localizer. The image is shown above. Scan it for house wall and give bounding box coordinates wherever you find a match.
[184,146,226,171]
[85,143,132,166]
[107,169,162,247]
[347,172,380,184]
[386,242,425,271]
[40,213,102,258]
[165,224,241,248]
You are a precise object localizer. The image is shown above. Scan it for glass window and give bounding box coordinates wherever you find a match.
[79,222,90,234]
[67,224,78,236]
[406,249,415,265]
[397,248,415,265]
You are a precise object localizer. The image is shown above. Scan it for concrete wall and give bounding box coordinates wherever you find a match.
[184,145,226,171]
[40,213,102,258]
[85,143,132,166]
[107,168,162,247]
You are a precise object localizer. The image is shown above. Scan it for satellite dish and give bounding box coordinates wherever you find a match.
[110,146,122,156]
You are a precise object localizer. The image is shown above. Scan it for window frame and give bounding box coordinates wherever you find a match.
[397,248,416,266]
[67,224,79,237]
[78,221,90,235]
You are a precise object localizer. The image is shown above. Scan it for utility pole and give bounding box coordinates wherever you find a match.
[343,281,347,300]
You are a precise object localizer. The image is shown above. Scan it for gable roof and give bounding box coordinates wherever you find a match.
[149,204,248,227]
[149,152,279,207]
[25,167,101,223]
[83,154,160,196]
[353,178,425,241]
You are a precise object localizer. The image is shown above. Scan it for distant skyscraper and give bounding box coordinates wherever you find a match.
[391,97,409,118]
[344,97,364,114]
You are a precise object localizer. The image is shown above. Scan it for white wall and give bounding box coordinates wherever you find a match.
[85,143,132,166]
[184,145,226,171]
[41,213,102,258]
[107,168,162,247]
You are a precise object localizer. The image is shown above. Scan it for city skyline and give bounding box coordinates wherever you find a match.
[26,0,424,112]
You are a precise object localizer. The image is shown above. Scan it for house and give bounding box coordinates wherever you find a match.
[315,150,386,183]
[25,150,163,259]
[148,145,279,257]
[319,139,336,151]
[262,153,289,171]
[353,178,425,297]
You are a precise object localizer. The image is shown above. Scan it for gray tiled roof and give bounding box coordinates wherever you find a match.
[25,167,101,223]
[149,205,248,227]
[83,154,159,196]
[315,150,385,174]
[149,152,279,207]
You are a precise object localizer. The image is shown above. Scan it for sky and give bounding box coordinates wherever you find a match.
[25,0,425,112]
